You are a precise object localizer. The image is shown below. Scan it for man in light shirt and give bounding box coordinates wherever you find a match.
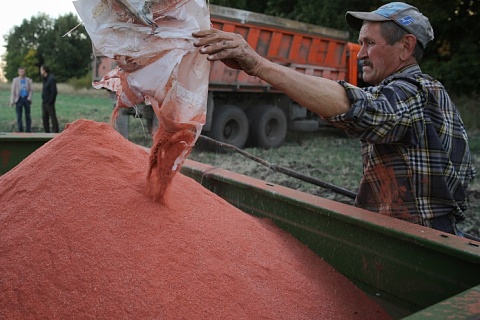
[10,66,33,132]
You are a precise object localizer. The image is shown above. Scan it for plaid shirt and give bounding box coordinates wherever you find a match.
[327,64,476,227]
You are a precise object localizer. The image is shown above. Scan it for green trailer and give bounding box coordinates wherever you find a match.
[1,132,479,319]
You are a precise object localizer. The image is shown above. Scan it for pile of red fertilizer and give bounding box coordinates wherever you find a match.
[0,120,391,319]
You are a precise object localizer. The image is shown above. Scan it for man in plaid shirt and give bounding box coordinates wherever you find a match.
[194,2,476,235]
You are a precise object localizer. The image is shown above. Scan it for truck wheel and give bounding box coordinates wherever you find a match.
[249,105,287,149]
[210,105,249,149]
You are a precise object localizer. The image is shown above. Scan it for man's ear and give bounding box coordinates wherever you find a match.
[400,34,417,61]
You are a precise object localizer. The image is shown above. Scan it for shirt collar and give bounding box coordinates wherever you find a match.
[394,64,422,76]
[381,64,422,85]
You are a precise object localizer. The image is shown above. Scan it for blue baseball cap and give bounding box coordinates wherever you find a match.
[345,2,434,48]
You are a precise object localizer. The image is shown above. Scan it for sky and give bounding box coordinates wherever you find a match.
[0,0,79,80]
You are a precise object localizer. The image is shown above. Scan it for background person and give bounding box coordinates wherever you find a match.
[193,2,476,235]
[40,65,59,133]
[10,66,33,132]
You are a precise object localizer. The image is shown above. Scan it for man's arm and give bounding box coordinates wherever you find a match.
[193,29,351,118]
[10,78,18,106]
[27,78,33,101]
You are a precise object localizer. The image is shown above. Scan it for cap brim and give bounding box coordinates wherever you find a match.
[345,11,390,31]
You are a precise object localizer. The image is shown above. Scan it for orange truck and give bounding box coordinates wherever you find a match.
[93,5,362,148]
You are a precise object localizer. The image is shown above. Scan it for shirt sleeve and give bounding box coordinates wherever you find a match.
[324,80,427,145]
[10,78,16,104]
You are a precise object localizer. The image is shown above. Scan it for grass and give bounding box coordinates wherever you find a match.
[0,83,113,132]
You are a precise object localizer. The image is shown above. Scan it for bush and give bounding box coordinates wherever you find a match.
[67,72,94,90]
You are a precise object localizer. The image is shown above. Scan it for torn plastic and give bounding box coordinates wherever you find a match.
[73,0,211,202]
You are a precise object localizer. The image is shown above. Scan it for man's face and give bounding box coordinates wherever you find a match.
[18,68,26,78]
[357,22,405,85]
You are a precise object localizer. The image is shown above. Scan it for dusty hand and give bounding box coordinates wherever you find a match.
[193,29,265,76]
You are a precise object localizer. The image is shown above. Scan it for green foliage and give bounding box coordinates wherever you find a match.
[0,83,112,133]
[414,0,480,95]
[42,14,92,83]
[264,0,380,29]
[208,0,267,12]
[3,14,52,82]
[21,48,39,79]
[3,13,92,83]
[67,71,94,90]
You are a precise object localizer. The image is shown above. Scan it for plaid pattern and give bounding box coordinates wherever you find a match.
[327,65,476,227]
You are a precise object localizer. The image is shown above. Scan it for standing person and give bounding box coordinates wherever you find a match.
[40,65,59,133]
[193,2,477,235]
[10,66,33,132]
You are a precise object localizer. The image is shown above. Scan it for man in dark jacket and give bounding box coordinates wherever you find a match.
[40,65,59,133]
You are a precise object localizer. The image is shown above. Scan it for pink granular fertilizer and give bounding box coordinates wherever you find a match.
[0,120,391,319]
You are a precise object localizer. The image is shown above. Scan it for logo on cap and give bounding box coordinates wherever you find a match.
[398,16,415,26]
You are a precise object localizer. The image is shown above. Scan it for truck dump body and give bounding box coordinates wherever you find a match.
[1,133,480,319]
[202,6,361,148]
[208,5,359,91]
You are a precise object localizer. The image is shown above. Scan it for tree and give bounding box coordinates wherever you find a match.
[413,0,480,95]
[3,13,92,83]
[22,48,39,78]
[3,14,52,82]
[208,0,267,12]
[40,14,92,82]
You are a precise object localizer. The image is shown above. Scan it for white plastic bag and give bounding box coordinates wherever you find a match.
[73,0,210,135]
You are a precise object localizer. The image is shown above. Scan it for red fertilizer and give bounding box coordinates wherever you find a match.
[146,126,195,203]
[0,120,391,319]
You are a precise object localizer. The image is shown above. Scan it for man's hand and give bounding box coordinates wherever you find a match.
[193,29,266,77]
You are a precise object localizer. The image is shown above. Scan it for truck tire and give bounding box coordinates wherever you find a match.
[210,105,249,149]
[248,105,287,149]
